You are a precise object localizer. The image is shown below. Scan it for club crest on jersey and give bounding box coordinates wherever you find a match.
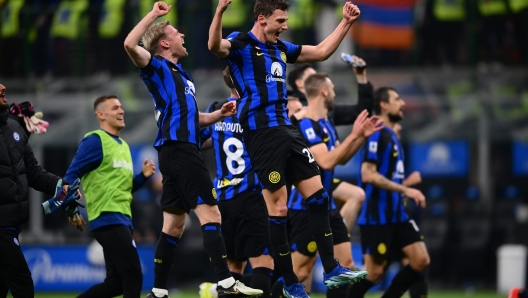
[266,62,286,83]
[280,52,287,63]
[185,80,196,98]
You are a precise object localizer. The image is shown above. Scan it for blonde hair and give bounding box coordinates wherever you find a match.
[141,21,170,54]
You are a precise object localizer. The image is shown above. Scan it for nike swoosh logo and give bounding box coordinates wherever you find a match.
[324,137,329,142]
[325,233,333,236]
[222,255,227,258]
[279,251,290,256]
[256,52,263,56]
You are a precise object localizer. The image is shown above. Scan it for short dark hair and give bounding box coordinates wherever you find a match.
[287,63,313,92]
[254,0,290,20]
[223,66,235,89]
[373,87,397,115]
[304,73,329,99]
[94,95,118,111]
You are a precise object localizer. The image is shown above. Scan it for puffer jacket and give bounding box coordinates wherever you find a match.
[0,109,60,227]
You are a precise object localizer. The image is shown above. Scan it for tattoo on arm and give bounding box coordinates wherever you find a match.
[362,162,406,193]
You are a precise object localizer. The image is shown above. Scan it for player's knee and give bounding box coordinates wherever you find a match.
[163,224,185,238]
[356,188,366,204]
[411,253,430,272]
[296,266,312,283]
[366,266,385,284]
[269,203,288,217]
[208,205,222,221]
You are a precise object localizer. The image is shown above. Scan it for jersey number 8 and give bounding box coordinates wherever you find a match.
[223,137,246,175]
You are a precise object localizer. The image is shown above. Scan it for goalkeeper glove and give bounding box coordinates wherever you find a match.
[23,112,49,135]
[64,199,86,217]
[42,179,81,215]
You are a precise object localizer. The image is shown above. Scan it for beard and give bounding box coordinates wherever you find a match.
[388,112,403,123]
[325,99,334,111]
[0,102,8,112]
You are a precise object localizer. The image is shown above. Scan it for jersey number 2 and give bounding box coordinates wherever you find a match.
[302,148,315,163]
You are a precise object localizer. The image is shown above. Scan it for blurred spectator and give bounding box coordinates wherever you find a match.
[421,0,467,65]
[287,0,317,45]
[477,0,508,64]
[509,0,528,65]
[49,0,89,76]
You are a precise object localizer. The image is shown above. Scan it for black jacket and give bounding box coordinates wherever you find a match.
[291,82,374,126]
[0,109,61,227]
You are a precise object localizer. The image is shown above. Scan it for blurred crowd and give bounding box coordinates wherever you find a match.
[0,0,527,79]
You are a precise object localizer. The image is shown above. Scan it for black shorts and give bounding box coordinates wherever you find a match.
[330,178,343,193]
[218,190,270,261]
[158,141,217,213]
[288,209,350,257]
[360,220,424,260]
[244,125,320,190]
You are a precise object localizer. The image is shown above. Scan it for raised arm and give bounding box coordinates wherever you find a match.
[338,113,383,164]
[199,101,237,128]
[208,0,233,58]
[124,1,171,68]
[297,2,360,62]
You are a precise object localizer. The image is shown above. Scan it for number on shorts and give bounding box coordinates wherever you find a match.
[223,137,246,175]
[302,148,315,163]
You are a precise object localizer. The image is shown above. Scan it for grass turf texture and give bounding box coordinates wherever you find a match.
[9,290,506,298]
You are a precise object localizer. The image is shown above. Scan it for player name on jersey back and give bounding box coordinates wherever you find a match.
[214,121,244,133]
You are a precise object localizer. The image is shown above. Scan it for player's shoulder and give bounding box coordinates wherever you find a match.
[297,118,323,140]
[380,127,395,141]
[227,31,251,44]
[297,118,319,130]
[274,39,294,51]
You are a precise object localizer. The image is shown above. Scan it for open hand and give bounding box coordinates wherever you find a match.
[404,188,426,208]
[153,1,171,17]
[221,101,237,117]
[343,1,360,24]
[363,116,383,138]
[142,159,156,178]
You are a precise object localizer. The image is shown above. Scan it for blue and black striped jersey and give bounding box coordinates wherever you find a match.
[139,55,200,149]
[226,31,302,130]
[201,99,260,201]
[288,118,338,211]
[357,127,409,225]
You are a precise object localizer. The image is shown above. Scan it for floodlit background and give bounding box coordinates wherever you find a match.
[1,0,528,296]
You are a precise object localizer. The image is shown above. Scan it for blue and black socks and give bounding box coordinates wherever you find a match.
[268,216,299,286]
[153,232,179,290]
[306,188,337,273]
